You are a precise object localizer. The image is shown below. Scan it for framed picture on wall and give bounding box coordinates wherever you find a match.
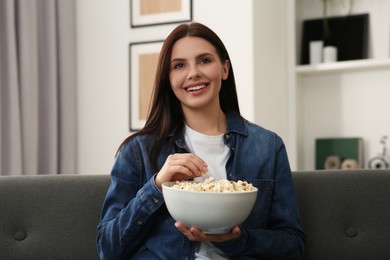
[129,40,164,131]
[130,0,192,28]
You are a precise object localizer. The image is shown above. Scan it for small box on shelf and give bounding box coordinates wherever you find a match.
[315,137,364,170]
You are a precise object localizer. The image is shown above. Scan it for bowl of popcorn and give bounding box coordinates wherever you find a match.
[162,177,258,234]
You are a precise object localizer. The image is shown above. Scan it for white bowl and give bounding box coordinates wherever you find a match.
[162,181,258,234]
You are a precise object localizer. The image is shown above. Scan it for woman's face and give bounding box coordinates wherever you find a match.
[169,36,229,113]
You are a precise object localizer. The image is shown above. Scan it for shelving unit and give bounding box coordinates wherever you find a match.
[288,0,390,170]
[296,58,390,75]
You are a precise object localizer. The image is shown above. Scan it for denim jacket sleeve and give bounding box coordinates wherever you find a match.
[96,139,164,259]
[214,132,306,259]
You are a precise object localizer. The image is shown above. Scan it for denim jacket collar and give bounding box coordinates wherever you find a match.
[225,112,248,136]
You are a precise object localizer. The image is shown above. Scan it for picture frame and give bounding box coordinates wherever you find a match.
[130,0,192,28]
[129,40,164,131]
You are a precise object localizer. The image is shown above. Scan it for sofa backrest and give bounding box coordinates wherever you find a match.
[292,169,390,260]
[0,174,110,260]
[1,170,389,259]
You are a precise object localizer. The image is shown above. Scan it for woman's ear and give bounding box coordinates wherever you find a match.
[222,60,230,80]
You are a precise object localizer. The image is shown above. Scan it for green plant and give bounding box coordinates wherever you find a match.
[321,0,354,40]
[322,0,331,40]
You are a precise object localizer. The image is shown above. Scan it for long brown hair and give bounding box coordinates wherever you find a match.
[118,22,242,170]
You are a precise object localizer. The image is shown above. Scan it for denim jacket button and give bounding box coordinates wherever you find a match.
[136,220,143,225]
[152,196,159,203]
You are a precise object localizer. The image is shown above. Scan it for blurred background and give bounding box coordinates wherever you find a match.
[1,0,390,175]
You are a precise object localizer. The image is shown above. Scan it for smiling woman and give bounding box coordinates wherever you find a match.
[97,22,306,259]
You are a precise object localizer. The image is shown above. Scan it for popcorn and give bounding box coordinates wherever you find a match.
[172,177,257,192]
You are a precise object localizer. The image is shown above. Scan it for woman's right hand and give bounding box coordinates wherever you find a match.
[155,153,208,188]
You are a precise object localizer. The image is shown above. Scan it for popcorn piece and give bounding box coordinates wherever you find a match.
[172,177,257,192]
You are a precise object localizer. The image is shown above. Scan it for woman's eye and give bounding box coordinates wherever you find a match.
[199,58,211,64]
[173,63,184,69]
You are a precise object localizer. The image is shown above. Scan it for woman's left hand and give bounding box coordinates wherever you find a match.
[175,221,240,242]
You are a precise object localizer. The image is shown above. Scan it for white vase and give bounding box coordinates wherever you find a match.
[309,40,323,65]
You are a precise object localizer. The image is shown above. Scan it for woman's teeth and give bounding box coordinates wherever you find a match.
[187,85,206,91]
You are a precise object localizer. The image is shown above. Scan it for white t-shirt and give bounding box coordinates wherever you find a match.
[184,124,230,260]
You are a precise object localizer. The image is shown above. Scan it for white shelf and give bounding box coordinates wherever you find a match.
[288,0,390,170]
[296,59,390,75]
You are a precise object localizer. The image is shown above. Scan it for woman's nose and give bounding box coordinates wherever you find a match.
[187,65,201,80]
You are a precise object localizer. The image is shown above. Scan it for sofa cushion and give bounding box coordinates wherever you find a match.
[0,174,110,260]
[293,170,390,259]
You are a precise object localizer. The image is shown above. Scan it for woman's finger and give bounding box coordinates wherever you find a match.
[175,222,241,242]
[156,154,208,186]
[171,153,208,176]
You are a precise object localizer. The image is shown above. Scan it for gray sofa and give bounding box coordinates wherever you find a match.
[1,170,390,259]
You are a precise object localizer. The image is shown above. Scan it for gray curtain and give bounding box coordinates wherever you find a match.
[0,0,77,175]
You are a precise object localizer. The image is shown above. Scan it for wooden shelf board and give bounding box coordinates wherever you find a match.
[296,59,390,75]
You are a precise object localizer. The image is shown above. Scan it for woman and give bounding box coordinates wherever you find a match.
[97,22,306,259]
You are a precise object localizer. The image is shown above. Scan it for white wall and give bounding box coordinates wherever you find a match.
[253,1,289,144]
[76,0,129,174]
[76,0,390,173]
[76,0,257,174]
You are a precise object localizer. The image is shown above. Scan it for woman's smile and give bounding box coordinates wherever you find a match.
[184,83,209,95]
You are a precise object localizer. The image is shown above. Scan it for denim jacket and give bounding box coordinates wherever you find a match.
[97,113,306,259]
